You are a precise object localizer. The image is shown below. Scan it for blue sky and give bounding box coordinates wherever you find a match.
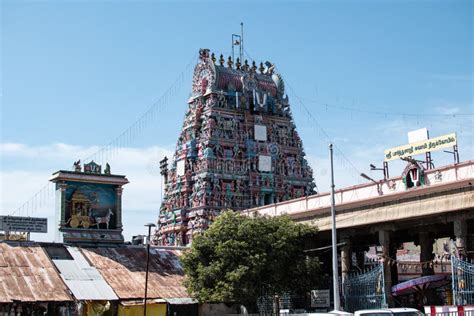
[1,0,473,241]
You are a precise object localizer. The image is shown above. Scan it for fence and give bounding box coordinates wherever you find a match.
[451,256,474,305]
[343,262,386,312]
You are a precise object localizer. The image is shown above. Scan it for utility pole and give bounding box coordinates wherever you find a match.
[144,223,156,316]
[329,143,341,311]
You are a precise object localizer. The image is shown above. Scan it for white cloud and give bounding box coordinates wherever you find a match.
[1,133,472,243]
[1,143,173,242]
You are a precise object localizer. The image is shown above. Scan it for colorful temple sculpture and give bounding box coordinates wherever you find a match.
[50,161,129,245]
[154,49,316,246]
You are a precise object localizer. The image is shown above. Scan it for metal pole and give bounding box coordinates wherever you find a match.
[144,224,155,316]
[329,143,341,311]
[240,22,244,62]
[232,35,235,62]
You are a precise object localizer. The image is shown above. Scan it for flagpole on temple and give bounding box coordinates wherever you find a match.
[329,143,341,311]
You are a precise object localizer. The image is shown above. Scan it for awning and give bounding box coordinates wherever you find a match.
[165,298,198,305]
[392,274,450,296]
[120,299,166,306]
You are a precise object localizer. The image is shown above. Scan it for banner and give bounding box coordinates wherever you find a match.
[384,133,457,162]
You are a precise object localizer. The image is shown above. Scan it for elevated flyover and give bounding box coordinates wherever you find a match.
[243,160,474,303]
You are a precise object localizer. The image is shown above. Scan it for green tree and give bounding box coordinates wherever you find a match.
[181,211,324,309]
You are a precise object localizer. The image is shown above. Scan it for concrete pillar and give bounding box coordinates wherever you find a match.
[115,187,123,230]
[419,232,434,276]
[341,238,352,285]
[379,230,393,307]
[454,219,468,255]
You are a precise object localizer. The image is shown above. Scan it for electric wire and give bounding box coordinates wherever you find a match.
[8,54,197,217]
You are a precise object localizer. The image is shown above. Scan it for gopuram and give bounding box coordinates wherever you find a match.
[154,49,316,246]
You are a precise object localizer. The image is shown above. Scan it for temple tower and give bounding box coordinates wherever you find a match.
[155,49,316,246]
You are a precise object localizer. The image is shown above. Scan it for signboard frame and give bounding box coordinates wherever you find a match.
[0,216,48,233]
[311,289,330,308]
[384,133,457,162]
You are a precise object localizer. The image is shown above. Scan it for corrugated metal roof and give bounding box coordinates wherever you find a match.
[0,242,72,303]
[81,246,189,300]
[52,246,118,301]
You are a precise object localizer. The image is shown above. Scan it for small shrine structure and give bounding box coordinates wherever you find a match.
[155,49,316,246]
[49,161,129,245]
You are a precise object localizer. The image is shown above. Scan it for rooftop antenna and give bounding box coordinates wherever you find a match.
[232,22,244,63]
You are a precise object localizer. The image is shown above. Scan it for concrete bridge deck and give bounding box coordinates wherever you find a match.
[243,160,474,231]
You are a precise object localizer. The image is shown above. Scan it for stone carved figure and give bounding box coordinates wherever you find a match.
[73,160,81,172]
[92,209,114,230]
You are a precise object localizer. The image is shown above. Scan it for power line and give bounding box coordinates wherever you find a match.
[243,47,364,184]
[8,54,197,217]
[299,96,474,118]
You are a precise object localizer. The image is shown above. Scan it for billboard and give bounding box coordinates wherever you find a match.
[384,133,457,162]
[0,216,48,233]
[408,128,429,144]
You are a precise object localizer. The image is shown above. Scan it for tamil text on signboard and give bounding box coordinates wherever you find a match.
[311,289,330,308]
[0,216,48,233]
[384,133,457,162]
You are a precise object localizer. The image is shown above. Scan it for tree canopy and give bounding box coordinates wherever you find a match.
[180,211,324,307]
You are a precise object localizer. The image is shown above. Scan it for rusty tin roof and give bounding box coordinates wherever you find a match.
[80,246,189,300]
[0,242,72,303]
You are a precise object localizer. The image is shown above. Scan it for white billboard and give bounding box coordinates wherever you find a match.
[408,128,429,144]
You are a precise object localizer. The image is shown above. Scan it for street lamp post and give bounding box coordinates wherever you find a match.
[329,144,341,311]
[360,173,383,195]
[144,223,156,316]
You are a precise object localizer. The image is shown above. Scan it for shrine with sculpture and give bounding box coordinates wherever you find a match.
[49,160,129,245]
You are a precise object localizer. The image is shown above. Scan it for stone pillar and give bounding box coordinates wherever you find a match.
[58,183,68,227]
[379,230,393,306]
[341,238,352,285]
[454,219,468,256]
[115,187,123,230]
[419,232,434,276]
